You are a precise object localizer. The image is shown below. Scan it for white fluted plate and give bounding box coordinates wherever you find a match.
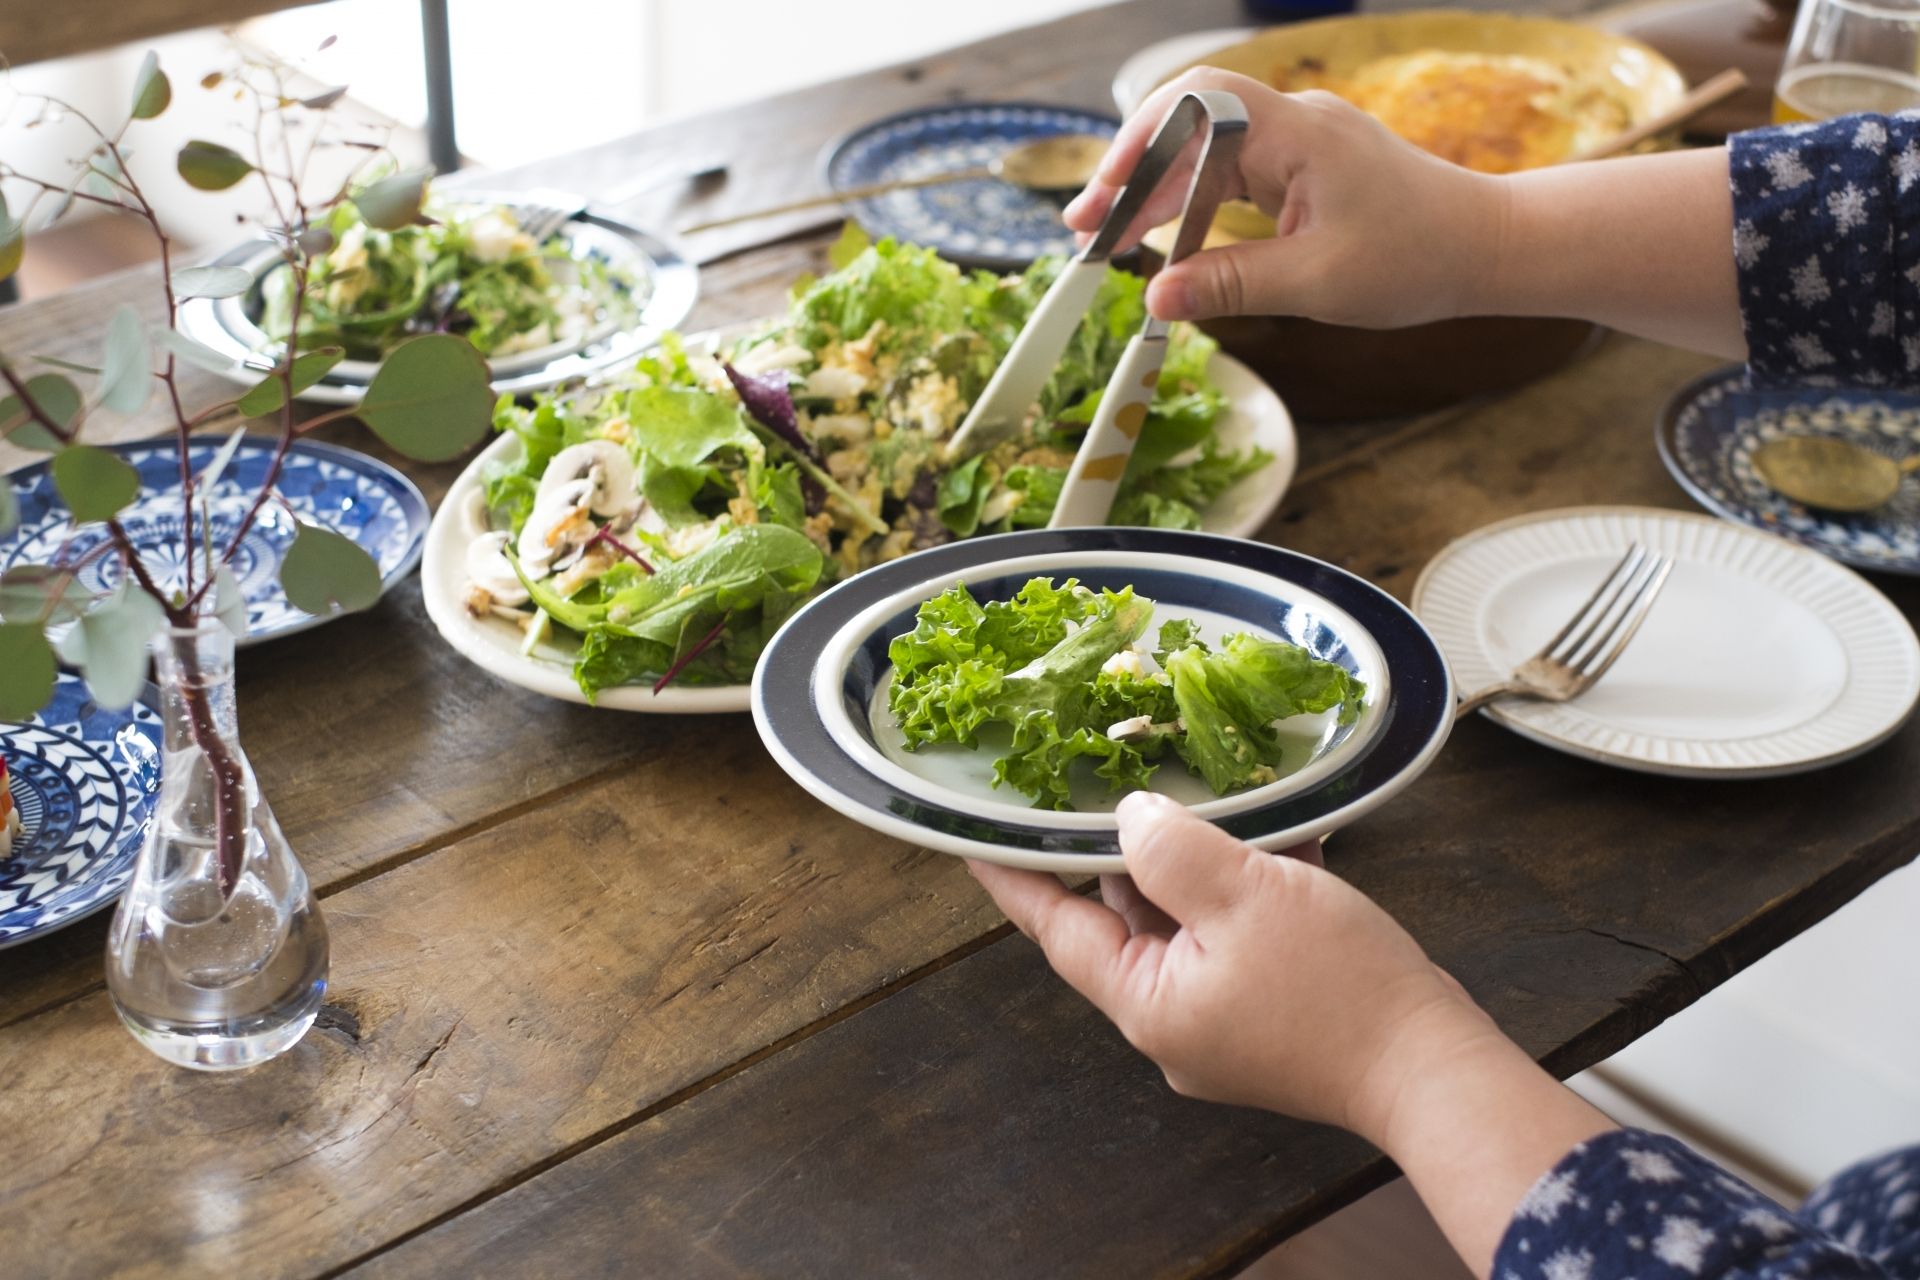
[1411,506,1920,777]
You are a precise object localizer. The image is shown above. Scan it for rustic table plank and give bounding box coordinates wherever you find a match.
[0,746,1005,1278]
[337,334,1920,1277]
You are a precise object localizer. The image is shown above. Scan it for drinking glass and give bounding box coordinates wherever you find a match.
[1774,0,1920,122]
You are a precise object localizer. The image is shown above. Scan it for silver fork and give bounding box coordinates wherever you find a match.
[516,163,729,243]
[1454,542,1676,720]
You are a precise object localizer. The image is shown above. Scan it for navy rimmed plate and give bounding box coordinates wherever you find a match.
[823,102,1120,270]
[1,673,162,948]
[1659,366,1920,575]
[2,436,429,645]
[751,529,1453,872]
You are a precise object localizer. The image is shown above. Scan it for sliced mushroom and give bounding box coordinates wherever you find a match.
[517,475,595,571]
[466,530,531,607]
[536,440,639,518]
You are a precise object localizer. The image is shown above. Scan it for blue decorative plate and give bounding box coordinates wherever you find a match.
[2,436,430,643]
[752,529,1454,873]
[1,673,163,948]
[823,102,1120,269]
[1659,366,1920,575]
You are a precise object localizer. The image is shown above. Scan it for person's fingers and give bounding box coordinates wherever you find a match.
[1115,792,1267,930]
[1065,140,1208,251]
[966,860,1139,1014]
[1067,64,1276,238]
[1100,873,1178,937]
[1145,237,1316,322]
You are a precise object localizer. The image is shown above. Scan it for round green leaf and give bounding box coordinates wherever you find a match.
[296,226,335,258]
[237,346,344,417]
[281,521,381,617]
[0,624,56,721]
[51,446,140,523]
[0,372,81,451]
[172,265,251,299]
[75,585,164,710]
[0,484,14,535]
[0,191,22,284]
[131,51,172,120]
[177,139,253,191]
[98,303,152,414]
[358,334,491,461]
[352,168,432,231]
[0,228,21,284]
[0,566,94,625]
[42,183,76,228]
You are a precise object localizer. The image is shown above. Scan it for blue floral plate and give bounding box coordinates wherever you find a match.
[1,673,163,948]
[2,436,429,644]
[1659,366,1920,576]
[752,529,1453,873]
[822,102,1119,269]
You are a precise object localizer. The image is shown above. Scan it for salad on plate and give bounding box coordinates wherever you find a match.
[261,191,631,363]
[464,229,1274,700]
[886,576,1366,809]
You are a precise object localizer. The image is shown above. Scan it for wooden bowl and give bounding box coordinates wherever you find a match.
[1144,10,1687,421]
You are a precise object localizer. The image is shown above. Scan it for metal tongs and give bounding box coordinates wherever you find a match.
[944,90,1248,528]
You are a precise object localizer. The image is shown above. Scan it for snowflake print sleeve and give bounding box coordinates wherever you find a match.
[1493,1129,1891,1279]
[1729,113,1920,389]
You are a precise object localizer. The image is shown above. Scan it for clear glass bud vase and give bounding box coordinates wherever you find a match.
[106,621,328,1071]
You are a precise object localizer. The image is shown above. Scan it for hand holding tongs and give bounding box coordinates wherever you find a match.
[943,90,1248,528]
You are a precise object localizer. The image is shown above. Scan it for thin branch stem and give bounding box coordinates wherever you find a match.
[0,365,75,444]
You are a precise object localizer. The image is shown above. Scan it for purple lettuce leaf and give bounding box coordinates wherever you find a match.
[723,362,826,515]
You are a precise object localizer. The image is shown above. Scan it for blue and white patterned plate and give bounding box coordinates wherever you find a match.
[1658,366,1920,575]
[2,436,429,644]
[1,673,162,948]
[823,102,1120,269]
[752,529,1453,873]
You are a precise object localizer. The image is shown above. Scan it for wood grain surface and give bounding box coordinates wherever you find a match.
[2,2,1914,1277]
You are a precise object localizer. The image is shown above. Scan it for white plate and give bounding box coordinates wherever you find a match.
[421,349,1298,714]
[1112,28,1260,116]
[1412,506,1920,777]
[752,529,1453,871]
[175,196,698,407]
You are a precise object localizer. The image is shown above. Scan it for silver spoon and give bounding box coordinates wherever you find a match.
[1751,435,1920,512]
[679,133,1111,235]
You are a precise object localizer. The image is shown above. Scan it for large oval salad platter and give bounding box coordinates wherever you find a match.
[177,192,697,406]
[420,238,1298,714]
[751,528,1453,871]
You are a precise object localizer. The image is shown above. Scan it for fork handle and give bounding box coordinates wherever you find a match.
[1453,682,1535,720]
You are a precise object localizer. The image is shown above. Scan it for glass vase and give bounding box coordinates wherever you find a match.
[105,621,328,1071]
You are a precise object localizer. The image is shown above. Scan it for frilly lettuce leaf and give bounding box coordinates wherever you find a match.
[1164,634,1366,795]
[886,576,1367,808]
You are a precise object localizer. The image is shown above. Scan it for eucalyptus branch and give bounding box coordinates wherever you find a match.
[0,364,75,444]
[0,169,136,217]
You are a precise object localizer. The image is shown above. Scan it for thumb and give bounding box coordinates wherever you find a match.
[1116,791,1264,929]
[1147,239,1310,323]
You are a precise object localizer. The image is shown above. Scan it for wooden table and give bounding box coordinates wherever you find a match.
[3,3,1917,1276]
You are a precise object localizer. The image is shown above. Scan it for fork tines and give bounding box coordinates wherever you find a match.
[1545,542,1676,679]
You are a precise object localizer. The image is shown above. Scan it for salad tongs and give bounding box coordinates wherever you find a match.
[943,90,1248,528]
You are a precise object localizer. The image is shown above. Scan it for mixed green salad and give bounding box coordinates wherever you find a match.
[463,229,1272,699]
[889,577,1366,810]
[262,194,628,362]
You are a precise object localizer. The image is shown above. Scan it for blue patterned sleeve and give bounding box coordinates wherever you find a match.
[1729,112,1920,389]
[1494,1129,1890,1279]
